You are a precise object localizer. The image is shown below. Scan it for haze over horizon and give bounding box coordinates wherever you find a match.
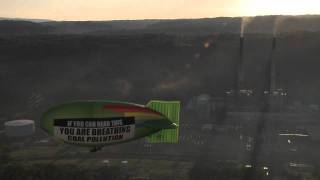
[0,0,320,21]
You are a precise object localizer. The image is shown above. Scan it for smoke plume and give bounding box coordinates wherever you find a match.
[273,16,285,37]
[155,78,190,91]
[240,17,253,38]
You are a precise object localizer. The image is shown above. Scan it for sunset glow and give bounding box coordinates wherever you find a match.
[0,0,319,20]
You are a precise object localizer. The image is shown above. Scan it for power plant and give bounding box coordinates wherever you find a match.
[228,18,287,110]
[1,15,319,180]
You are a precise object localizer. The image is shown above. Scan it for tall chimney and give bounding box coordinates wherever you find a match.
[238,37,245,92]
[270,37,276,92]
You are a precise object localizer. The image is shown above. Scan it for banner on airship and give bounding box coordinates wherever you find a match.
[53,117,135,144]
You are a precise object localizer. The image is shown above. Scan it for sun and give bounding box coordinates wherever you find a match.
[242,0,320,16]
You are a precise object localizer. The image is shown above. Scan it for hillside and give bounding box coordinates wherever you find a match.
[0,20,52,35]
[1,31,320,118]
[1,15,320,35]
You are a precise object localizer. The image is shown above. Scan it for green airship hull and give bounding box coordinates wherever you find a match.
[41,100,180,147]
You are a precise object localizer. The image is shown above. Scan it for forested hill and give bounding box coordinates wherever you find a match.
[1,15,320,35]
[1,31,320,117]
[1,15,320,118]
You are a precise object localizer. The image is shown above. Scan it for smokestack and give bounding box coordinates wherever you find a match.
[234,36,244,97]
[272,36,276,50]
[270,37,276,92]
[238,37,245,92]
[235,17,251,96]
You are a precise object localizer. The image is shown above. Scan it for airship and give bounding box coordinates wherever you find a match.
[41,100,180,152]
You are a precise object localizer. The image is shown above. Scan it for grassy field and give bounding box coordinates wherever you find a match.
[8,145,194,180]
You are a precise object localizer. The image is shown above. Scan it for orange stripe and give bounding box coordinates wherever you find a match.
[104,104,162,115]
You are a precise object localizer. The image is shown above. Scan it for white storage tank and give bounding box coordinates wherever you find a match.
[4,120,35,137]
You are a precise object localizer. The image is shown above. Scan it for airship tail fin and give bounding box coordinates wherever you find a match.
[146,100,180,143]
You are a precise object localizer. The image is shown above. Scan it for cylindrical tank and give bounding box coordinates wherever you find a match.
[4,120,35,137]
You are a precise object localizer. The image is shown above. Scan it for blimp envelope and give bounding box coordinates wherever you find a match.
[41,100,180,147]
[53,116,136,144]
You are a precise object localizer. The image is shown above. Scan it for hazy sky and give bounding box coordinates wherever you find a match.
[0,0,320,20]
